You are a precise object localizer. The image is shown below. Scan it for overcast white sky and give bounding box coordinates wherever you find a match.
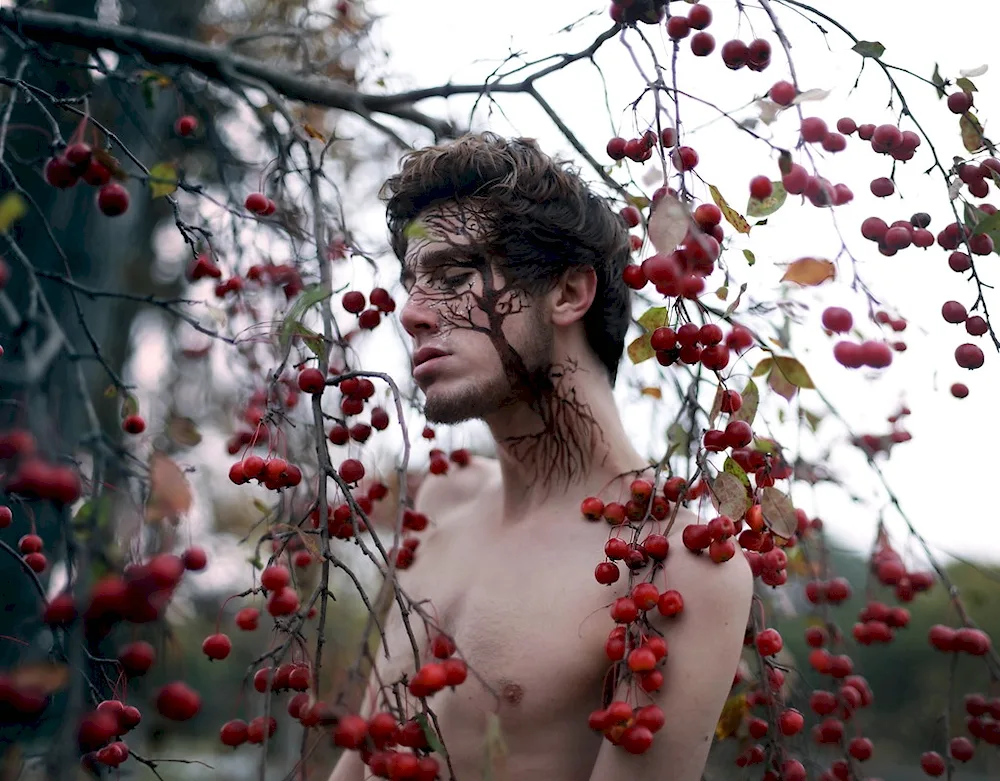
[357,0,1000,566]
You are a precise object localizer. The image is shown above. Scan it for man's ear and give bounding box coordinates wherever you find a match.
[548,266,597,327]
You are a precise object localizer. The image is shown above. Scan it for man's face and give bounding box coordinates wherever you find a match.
[398,203,554,424]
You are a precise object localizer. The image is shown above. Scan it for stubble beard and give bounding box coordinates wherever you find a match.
[421,314,554,425]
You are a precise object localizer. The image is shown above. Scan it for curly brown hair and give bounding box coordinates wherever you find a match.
[380,132,633,385]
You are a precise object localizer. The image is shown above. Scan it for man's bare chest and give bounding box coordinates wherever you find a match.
[372,518,614,720]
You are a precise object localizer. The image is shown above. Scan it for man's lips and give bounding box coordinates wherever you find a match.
[412,347,450,368]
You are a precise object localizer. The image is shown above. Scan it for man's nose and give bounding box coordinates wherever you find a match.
[399,292,440,337]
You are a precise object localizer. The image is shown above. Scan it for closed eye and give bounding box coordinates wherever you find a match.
[440,272,473,289]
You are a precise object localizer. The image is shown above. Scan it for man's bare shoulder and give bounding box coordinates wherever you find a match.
[661,506,754,608]
[414,453,500,519]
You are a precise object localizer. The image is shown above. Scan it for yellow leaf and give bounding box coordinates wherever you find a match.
[148,162,178,199]
[715,692,748,740]
[779,258,836,286]
[139,70,172,87]
[961,113,986,153]
[0,192,26,233]
[640,387,662,399]
[303,123,326,141]
[627,333,655,364]
[709,184,751,234]
[146,451,193,523]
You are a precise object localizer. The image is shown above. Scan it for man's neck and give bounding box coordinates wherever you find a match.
[483,361,649,524]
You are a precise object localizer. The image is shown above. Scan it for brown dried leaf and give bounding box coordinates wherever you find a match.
[303,123,326,141]
[640,387,662,399]
[709,472,750,520]
[767,364,798,401]
[761,487,798,537]
[779,258,836,286]
[166,415,202,448]
[146,451,193,523]
[9,663,70,694]
[647,194,688,255]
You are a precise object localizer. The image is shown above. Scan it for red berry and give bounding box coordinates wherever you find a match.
[956,343,985,369]
[174,115,198,136]
[235,607,260,630]
[920,751,946,777]
[44,157,79,188]
[687,4,712,29]
[202,633,232,660]
[97,183,130,216]
[338,458,365,483]
[182,546,207,571]
[297,367,326,394]
[244,192,269,214]
[755,628,783,656]
[947,91,973,114]
[690,31,715,56]
[750,176,773,200]
[261,565,290,592]
[769,81,797,106]
[220,719,248,747]
[155,682,201,721]
[800,117,828,144]
[721,39,749,70]
[666,15,689,40]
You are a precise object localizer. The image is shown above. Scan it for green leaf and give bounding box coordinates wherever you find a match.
[972,209,1000,237]
[667,422,689,450]
[482,712,508,781]
[637,306,668,332]
[747,182,787,218]
[743,249,756,266]
[278,284,333,354]
[800,408,823,433]
[415,713,448,758]
[627,333,655,364]
[754,437,777,454]
[0,192,27,233]
[732,380,759,426]
[287,321,325,358]
[932,63,947,99]
[626,193,651,210]
[772,356,815,389]
[852,41,885,59]
[404,221,430,241]
[957,77,977,93]
[121,394,139,418]
[761,487,797,538]
[723,457,751,490]
[752,358,773,378]
[148,162,178,198]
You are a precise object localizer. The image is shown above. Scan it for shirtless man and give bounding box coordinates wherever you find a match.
[329,133,753,781]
